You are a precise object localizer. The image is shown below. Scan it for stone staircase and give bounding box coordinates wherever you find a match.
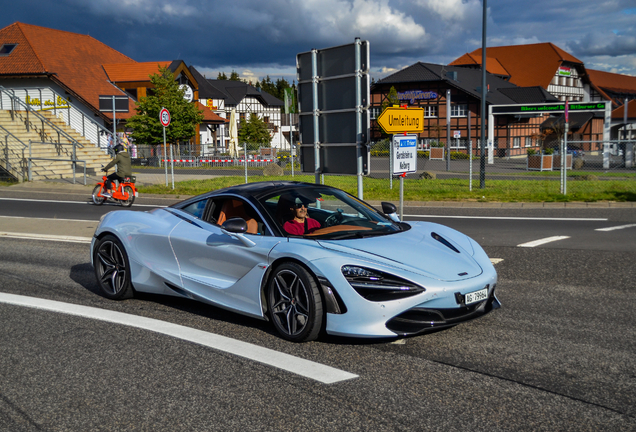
[0,109,112,181]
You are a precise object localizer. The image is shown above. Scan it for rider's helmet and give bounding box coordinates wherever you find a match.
[113,144,125,154]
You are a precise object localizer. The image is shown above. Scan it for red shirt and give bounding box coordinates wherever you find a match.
[283,218,321,235]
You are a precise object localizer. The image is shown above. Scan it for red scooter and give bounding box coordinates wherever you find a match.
[92,170,137,207]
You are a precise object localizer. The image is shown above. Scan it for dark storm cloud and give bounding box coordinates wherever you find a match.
[2,0,635,80]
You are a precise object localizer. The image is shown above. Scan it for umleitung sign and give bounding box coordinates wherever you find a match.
[377,107,424,134]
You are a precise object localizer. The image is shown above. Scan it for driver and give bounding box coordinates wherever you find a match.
[283,197,321,235]
[101,143,132,198]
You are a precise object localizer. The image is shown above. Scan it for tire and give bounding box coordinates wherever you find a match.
[121,185,135,207]
[267,262,323,342]
[92,184,105,205]
[93,235,134,300]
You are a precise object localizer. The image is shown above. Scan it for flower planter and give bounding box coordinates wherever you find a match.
[527,154,553,171]
[429,147,444,160]
[553,154,572,170]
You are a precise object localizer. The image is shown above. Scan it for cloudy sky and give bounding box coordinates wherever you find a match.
[3,0,636,83]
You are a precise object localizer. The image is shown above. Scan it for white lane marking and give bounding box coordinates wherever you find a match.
[406,214,607,221]
[0,293,358,384]
[0,232,93,243]
[490,258,504,265]
[595,224,636,232]
[0,197,162,208]
[517,236,570,248]
[0,215,95,223]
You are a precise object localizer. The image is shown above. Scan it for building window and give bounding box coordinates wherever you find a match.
[0,44,17,56]
[369,107,381,119]
[513,137,521,148]
[450,104,467,117]
[424,105,438,118]
[525,137,532,147]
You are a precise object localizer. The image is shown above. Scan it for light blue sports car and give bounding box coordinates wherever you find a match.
[91,181,500,342]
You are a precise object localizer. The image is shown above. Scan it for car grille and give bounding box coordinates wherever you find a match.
[386,289,500,336]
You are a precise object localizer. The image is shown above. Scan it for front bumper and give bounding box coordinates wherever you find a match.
[385,287,501,336]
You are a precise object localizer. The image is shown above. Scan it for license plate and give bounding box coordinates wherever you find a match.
[465,287,488,305]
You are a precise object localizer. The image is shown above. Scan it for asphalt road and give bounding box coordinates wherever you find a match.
[0,187,635,431]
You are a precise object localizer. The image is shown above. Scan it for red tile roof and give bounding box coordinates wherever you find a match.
[448,53,510,77]
[587,69,636,94]
[612,99,636,120]
[196,101,228,123]
[103,62,172,83]
[0,22,137,118]
[450,42,584,89]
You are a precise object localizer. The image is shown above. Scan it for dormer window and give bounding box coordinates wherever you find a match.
[0,44,17,56]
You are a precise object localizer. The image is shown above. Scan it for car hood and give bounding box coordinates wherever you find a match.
[317,221,483,281]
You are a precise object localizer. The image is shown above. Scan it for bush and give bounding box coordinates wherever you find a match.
[450,151,469,160]
[527,149,537,156]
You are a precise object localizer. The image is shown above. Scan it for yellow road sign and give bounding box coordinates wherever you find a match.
[376,107,424,134]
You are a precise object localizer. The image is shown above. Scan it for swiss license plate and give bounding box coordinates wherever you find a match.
[465,288,488,305]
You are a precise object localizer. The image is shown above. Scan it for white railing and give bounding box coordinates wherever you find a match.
[0,86,113,152]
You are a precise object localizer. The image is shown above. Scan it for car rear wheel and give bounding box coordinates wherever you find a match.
[93,235,134,300]
[267,262,323,342]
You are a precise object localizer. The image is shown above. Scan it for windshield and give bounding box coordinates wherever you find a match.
[260,186,404,239]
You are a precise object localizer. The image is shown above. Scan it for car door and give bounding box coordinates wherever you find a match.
[168,196,282,318]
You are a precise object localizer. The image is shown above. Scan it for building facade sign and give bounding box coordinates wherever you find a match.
[558,66,572,76]
[26,95,70,110]
[397,90,438,104]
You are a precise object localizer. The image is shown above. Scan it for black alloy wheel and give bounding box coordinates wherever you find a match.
[93,235,134,300]
[268,262,323,342]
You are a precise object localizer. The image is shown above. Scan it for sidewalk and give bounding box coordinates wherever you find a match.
[2,173,635,208]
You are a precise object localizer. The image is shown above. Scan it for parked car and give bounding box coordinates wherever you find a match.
[548,145,585,158]
[91,181,500,342]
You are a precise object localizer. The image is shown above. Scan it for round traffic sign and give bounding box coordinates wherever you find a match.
[159,108,171,127]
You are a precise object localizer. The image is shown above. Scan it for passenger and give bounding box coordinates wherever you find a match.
[283,197,321,235]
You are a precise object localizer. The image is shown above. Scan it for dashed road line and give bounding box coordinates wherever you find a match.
[517,236,570,248]
[406,214,607,221]
[0,197,162,208]
[595,224,636,232]
[0,293,358,384]
[0,231,93,243]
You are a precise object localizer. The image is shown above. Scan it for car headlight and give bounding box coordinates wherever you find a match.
[341,265,424,302]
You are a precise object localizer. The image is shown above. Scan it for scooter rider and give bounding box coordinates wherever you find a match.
[102,144,132,197]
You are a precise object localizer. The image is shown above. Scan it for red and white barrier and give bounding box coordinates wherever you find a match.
[161,159,274,163]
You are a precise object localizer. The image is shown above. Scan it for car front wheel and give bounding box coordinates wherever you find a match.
[267,262,323,342]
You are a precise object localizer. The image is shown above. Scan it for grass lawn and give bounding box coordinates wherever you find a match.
[137,175,636,202]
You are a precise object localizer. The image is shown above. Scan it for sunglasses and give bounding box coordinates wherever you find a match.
[294,202,307,209]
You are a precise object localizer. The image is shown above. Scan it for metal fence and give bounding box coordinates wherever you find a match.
[127,139,635,196]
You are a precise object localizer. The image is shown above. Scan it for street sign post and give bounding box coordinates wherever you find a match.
[160,108,170,186]
[392,134,417,220]
[297,39,370,198]
[377,107,424,134]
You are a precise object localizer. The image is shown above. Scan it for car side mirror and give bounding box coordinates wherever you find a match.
[381,201,400,222]
[221,218,256,247]
[222,217,247,233]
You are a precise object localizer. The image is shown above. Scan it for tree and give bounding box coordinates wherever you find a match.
[217,71,227,80]
[229,70,241,81]
[126,66,204,146]
[238,113,272,150]
[381,86,400,112]
[259,75,277,97]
